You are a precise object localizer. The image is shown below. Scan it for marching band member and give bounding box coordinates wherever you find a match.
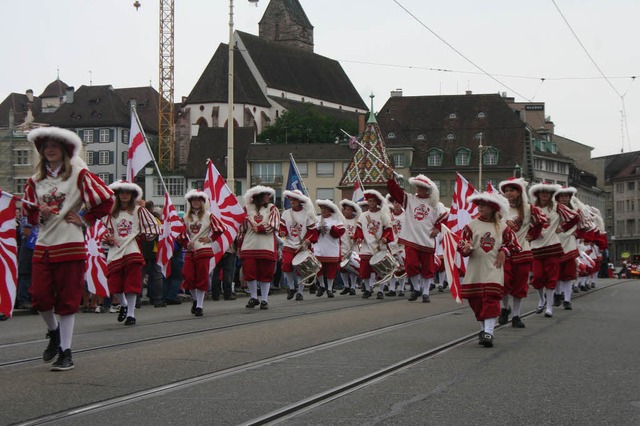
[386,194,407,297]
[353,190,394,299]
[179,190,225,317]
[314,200,345,298]
[238,186,280,310]
[529,183,579,318]
[499,178,547,328]
[103,181,160,326]
[279,190,318,301]
[386,170,448,303]
[24,127,114,371]
[339,200,362,296]
[458,192,520,348]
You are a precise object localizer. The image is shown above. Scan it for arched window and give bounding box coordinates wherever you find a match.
[195,117,208,129]
[448,113,458,119]
[477,112,486,118]
[427,149,443,167]
[483,147,499,165]
[387,132,396,139]
[446,133,456,140]
[416,134,426,141]
[455,148,471,166]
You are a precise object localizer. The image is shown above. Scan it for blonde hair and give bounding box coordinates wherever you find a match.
[35,142,72,182]
[111,192,136,217]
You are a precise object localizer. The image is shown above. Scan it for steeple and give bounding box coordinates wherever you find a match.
[259,0,314,52]
[367,93,377,124]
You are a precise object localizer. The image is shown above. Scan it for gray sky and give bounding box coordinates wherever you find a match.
[3,0,638,157]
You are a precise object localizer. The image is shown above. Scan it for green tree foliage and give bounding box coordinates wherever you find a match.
[257,104,359,144]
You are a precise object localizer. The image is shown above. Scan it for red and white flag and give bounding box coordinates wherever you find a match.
[446,173,480,275]
[0,196,18,318]
[203,160,247,269]
[441,224,462,304]
[85,220,109,297]
[352,175,365,203]
[126,109,154,182]
[486,181,498,193]
[157,192,185,277]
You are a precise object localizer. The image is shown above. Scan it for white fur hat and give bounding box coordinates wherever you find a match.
[185,189,209,202]
[363,189,385,205]
[28,127,83,158]
[499,177,529,204]
[339,199,362,217]
[244,185,275,205]
[468,191,509,217]
[408,174,440,203]
[283,189,311,205]
[529,182,561,202]
[554,186,577,199]
[108,180,143,201]
[316,199,339,213]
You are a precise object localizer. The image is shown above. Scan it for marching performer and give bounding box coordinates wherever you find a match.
[529,183,579,317]
[179,190,225,317]
[458,192,520,348]
[238,186,280,310]
[386,194,407,297]
[499,178,547,327]
[386,170,448,303]
[103,181,160,326]
[353,189,394,299]
[23,127,114,371]
[314,200,345,298]
[339,200,362,296]
[279,190,318,301]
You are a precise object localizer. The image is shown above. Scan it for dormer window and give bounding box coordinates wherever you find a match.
[448,113,458,119]
[477,112,486,118]
[416,134,425,141]
[387,132,396,139]
[446,133,456,140]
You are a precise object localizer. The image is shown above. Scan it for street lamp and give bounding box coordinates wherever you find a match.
[227,0,259,195]
[478,134,485,190]
[514,163,522,178]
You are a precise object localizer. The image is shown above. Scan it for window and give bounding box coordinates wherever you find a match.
[455,148,471,166]
[446,133,455,140]
[387,132,396,139]
[483,148,499,165]
[154,177,185,197]
[317,188,334,201]
[83,129,94,143]
[416,134,426,141]
[14,150,30,165]
[97,173,111,184]
[557,181,566,187]
[122,130,129,144]
[14,178,28,194]
[448,113,458,119]
[547,142,557,153]
[627,200,635,212]
[545,161,555,172]
[86,151,94,166]
[122,151,128,166]
[98,151,110,165]
[534,158,543,170]
[615,183,624,193]
[477,112,486,118]
[628,182,635,191]
[427,149,443,167]
[475,132,484,140]
[297,162,308,178]
[316,162,334,177]
[392,153,406,168]
[534,139,545,151]
[252,162,282,185]
[99,129,109,143]
[431,179,441,191]
[627,219,635,235]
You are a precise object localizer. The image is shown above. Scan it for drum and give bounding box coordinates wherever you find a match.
[340,251,361,275]
[292,250,322,286]
[369,250,399,287]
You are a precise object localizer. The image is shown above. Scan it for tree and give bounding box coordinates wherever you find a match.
[257,103,359,144]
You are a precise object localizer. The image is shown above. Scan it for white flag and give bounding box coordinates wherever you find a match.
[126,110,153,182]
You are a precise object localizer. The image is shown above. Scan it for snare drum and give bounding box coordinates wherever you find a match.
[340,251,361,275]
[369,250,399,287]
[292,250,322,286]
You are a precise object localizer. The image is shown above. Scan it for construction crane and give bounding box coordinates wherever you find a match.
[134,0,174,171]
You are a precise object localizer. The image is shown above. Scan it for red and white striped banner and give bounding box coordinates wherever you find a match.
[85,220,109,297]
[441,224,462,304]
[0,196,18,318]
[157,192,185,277]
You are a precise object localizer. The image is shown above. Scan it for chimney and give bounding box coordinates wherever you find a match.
[358,113,366,133]
[26,89,34,102]
[390,88,403,97]
[465,90,472,95]
[65,86,75,104]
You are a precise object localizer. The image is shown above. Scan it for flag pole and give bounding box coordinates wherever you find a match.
[340,128,401,179]
[131,105,169,195]
[289,153,309,195]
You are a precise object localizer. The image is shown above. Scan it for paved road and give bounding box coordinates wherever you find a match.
[1,278,638,425]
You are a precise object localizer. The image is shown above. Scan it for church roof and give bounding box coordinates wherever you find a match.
[259,0,313,29]
[339,119,392,188]
[268,96,362,123]
[0,93,42,127]
[114,86,161,133]
[39,79,69,98]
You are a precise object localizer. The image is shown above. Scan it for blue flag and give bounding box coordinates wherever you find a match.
[284,157,306,209]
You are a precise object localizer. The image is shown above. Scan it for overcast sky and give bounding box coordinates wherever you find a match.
[2,0,638,157]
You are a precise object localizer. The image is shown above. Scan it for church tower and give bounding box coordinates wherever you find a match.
[258,0,314,52]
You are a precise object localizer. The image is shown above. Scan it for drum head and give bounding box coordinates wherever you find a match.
[370,250,387,265]
[292,251,310,266]
[340,258,350,268]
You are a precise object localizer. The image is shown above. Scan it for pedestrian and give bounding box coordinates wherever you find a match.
[314,199,345,298]
[23,127,114,371]
[238,186,280,310]
[179,190,225,317]
[211,243,238,301]
[458,192,520,348]
[163,239,185,304]
[103,180,159,326]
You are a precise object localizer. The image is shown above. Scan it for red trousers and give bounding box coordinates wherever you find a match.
[531,256,559,290]
[559,259,578,281]
[317,262,338,279]
[31,255,84,316]
[108,262,143,295]
[182,253,212,291]
[467,295,501,321]
[242,258,276,282]
[504,260,531,299]
[405,247,435,278]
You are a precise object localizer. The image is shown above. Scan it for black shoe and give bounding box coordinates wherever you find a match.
[442,281,449,290]
[398,291,405,297]
[260,300,269,310]
[309,284,317,294]
[362,290,372,299]
[481,333,494,348]
[553,294,562,307]
[327,290,335,298]
[43,327,60,363]
[580,285,589,292]
[385,290,396,297]
[316,287,326,297]
[573,286,580,294]
[408,290,419,301]
[191,301,197,314]
[50,348,74,371]
[124,316,136,326]
[349,288,356,296]
[376,291,384,300]
[246,298,259,309]
[422,294,430,303]
[165,299,182,305]
[511,316,525,328]
[591,282,596,288]
[224,294,237,301]
[437,285,444,293]
[117,306,128,322]
[340,288,350,295]
[429,283,436,291]
[498,308,510,325]
[154,302,167,308]
[478,331,485,345]
[0,313,8,321]
[287,289,296,300]
[194,307,203,316]
[295,293,304,301]
[563,301,573,310]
